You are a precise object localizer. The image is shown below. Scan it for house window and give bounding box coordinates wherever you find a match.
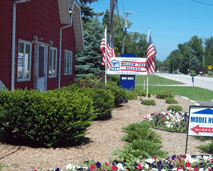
[17,40,32,81]
[64,50,72,75]
[48,47,57,78]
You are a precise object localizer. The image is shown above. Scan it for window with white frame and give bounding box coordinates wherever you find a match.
[64,50,72,75]
[48,47,57,78]
[17,40,32,81]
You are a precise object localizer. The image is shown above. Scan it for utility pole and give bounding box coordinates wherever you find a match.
[110,0,116,47]
[120,11,136,54]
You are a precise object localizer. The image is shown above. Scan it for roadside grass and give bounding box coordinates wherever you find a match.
[136,86,213,102]
[135,75,183,85]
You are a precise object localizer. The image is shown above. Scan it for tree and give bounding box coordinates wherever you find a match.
[205,37,213,72]
[75,18,104,78]
[166,50,182,73]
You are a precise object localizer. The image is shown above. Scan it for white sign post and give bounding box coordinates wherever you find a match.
[185,105,213,154]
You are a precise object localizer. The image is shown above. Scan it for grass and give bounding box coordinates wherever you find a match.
[135,75,213,102]
[135,75,183,85]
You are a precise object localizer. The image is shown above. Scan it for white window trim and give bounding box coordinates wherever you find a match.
[64,50,73,76]
[17,39,32,82]
[48,47,57,78]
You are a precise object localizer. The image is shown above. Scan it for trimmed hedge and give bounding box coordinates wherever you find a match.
[167,105,183,111]
[79,87,115,120]
[166,98,178,104]
[141,99,156,106]
[156,90,174,99]
[0,89,94,148]
[106,81,128,107]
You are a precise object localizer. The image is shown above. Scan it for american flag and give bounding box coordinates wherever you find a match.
[100,28,116,69]
[145,31,156,75]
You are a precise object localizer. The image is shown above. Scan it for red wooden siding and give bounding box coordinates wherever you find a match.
[0,0,76,90]
[0,0,13,89]
[14,0,76,90]
[60,26,76,87]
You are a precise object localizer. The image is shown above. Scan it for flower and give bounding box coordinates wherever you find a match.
[96,161,101,168]
[137,164,143,169]
[90,164,96,170]
[105,162,110,166]
[185,162,191,167]
[111,166,117,171]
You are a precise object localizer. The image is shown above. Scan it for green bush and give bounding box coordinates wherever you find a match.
[156,90,174,99]
[197,140,213,153]
[136,89,151,97]
[125,89,138,100]
[76,75,105,89]
[167,105,183,111]
[113,120,167,169]
[79,87,115,120]
[0,89,94,148]
[141,99,156,106]
[165,98,178,104]
[106,81,127,107]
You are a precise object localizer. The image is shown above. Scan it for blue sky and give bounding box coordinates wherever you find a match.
[89,0,213,61]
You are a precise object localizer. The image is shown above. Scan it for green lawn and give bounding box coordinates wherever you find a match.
[135,75,183,85]
[135,75,213,102]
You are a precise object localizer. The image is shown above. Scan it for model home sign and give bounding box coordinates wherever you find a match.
[188,106,213,136]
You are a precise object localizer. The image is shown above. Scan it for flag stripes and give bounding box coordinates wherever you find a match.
[145,32,156,75]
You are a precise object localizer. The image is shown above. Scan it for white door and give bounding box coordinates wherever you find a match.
[37,45,47,91]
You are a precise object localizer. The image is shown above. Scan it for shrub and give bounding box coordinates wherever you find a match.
[79,87,115,120]
[0,89,94,148]
[156,90,174,99]
[141,99,156,106]
[197,140,213,153]
[124,89,138,100]
[136,89,151,97]
[76,75,105,89]
[113,120,167,169]
[167,105,183,111]
[166,98,178,104]
[106,81,127,107]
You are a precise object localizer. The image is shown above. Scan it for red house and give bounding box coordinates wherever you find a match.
[0,0,84,91]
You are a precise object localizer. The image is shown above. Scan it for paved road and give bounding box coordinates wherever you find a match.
[156,73,213,91]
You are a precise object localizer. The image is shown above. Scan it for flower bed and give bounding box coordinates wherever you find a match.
[144,110,189,133]
[22,154,213,171]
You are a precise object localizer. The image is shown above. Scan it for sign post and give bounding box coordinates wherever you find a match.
[185,106,213,154]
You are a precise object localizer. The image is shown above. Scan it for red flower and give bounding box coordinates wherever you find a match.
[137,164,143,169]
[177,157,182,162]
[111,166,117,171]
[211,158,213,163]
[194,167,198,171]
[186,169,190,171]
[153,157,156,161]
[105,162,110,166]
[90,164,96,170]
[176,167,181,170]
[33,170,37,171]
[102,169,106,171]
[208,168,212,171]
[185,162,191,167]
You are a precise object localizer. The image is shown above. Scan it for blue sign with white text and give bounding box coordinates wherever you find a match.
[120,53,136,90]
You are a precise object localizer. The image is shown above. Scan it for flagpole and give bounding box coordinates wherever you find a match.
[146,26,150,98]
[105,27,107,86]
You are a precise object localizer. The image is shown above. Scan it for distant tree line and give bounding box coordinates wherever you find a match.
[156,36,213,74]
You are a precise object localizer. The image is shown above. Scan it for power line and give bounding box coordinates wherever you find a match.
[191,0,213,7]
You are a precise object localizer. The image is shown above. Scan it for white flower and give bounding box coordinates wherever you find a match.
[203,155,211,161]
[146,158,155,164]
[66,163,77,170]
[117,163,125,171]
[151,168,159,171]
[199,168,204,171]
[144,164,149,169]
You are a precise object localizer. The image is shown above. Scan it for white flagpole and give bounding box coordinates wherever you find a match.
[146,26,150,98]
[104,27,107,86]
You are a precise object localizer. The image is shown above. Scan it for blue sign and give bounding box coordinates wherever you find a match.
[120,53,136,90]
[193,108,213,115]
